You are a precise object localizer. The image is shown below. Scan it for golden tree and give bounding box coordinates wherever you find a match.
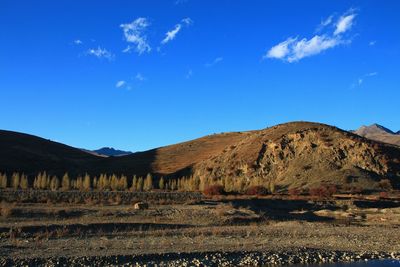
[50,176,60,191]
[130,175,138,191]
[83,173,91,191]
[62,173,71,191]
[11,172,20,189]
[20,173,29,190]
[0,173,8,188]
[144,173,153,191]
[158,177,165,190]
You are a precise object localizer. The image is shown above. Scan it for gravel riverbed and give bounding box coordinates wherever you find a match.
[1,249,399,266]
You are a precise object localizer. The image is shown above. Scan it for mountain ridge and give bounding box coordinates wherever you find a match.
[92,147,132,157]
[1,122,399,191]
[353,123,400,147]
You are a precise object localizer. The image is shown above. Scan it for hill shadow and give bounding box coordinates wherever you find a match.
[223,198,336,222]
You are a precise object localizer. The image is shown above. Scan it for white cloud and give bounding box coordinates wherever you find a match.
[265,35,343,62]
[264,37,296,60]
[161,24,182,44]
[87,47,114,60]
[334,10,356,35]
[265,8,357,63]
[161,18,193,45]
[181,17,193,26]
[316,15,334,32]
[120,18,151,55]
[353,72,378,87]
[135,73,146,81]
[205,57,223,67]
[74,39,83,45]
[366,72,378,77]
[288,35,342,62]
[116,80,126,88]
[369,40,376,46]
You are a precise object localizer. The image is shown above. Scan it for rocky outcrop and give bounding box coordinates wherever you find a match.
[194,122,400,191]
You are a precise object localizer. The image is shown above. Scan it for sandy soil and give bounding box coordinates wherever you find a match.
[0,196,399,265]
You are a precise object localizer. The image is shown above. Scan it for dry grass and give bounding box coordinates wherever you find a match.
[0,201,15,218]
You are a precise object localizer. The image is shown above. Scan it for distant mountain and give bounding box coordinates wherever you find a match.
[353,124,400,146]
[92,147,132,157]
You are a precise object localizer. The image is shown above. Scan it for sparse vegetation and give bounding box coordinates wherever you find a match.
[379,179,392,191]
[246,186,268,196]
[0,201,15,218]
[309,185,337,198]
[203,185,225,196]
[0,173,7,188]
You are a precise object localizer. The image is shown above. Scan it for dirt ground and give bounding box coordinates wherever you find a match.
[0,195,399,261]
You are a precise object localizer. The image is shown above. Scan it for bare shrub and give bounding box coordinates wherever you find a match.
[288,188,302,196]
[309,185,335,198]
[0,201,15,218]
[379,179,392,191]
[111,194,122,205]
[203,185,225,196]
[327,184,338,195]
[55,226,69,238]
[379,191,389,199]
[246,186,268,196]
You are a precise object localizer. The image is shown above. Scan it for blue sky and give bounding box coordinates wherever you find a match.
[1,1,399,152]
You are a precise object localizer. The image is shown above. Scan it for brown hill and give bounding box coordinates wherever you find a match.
[353,124,400,147]
[192,122,400,191]
[1,122,399,191]
[0,130,101,177]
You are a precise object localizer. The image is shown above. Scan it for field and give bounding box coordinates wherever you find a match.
[1,190,400,265]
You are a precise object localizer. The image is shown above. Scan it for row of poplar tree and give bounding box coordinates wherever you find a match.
[0,171,276,193]
[0,172,202,192]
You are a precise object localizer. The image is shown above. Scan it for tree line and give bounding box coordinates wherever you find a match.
[0,172,201,192]
[0,171,277,193]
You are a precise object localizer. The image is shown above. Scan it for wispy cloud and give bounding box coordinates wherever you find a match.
[115,80,126,88]
[366,72,378,77]
[265,8,356,63]
[135,73,146,81]
[161,18,193,45]
[334,10,357,35]
[87,47,114,60]
[265,38,296,60]
[74,39,83,45]
[353,72,378,87]
[369,40,376,46]
[161,24,182,45]
[265,35,345,63]
[181,18,193,26]
[205,57,223,67]
[316,15,334,32]
[120,18,151,55]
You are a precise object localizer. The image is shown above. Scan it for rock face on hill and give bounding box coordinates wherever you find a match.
[353,124,400,147]
[192,122,400,191]
[1,122,400,191]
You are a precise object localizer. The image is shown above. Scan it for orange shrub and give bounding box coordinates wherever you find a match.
[309,185,336,198]
[246,186,268,196]
[288,188,302,196]
[203,185,225,196]
[379,191,389,199]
